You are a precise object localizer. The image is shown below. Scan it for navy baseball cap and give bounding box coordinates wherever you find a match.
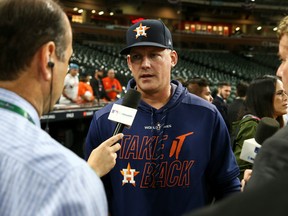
[120,19,173,55]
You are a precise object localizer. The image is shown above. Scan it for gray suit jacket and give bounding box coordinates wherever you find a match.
[185,125,288,216]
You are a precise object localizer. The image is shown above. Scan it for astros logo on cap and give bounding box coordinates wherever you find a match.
[133,23,150,39]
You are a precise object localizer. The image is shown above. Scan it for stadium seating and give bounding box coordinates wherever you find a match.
[70,42,278,103]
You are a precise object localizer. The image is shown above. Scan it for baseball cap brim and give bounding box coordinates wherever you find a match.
[120,41,171,55]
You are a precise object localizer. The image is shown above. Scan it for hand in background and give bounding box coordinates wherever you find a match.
[241,169,252,191]
[87,133,123,177]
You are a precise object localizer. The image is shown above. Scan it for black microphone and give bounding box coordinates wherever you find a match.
[255,117,280,144]
[240,117,280,163]
[108,89,141,136]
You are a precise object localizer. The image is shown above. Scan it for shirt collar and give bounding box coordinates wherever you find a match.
[0,88,41,127]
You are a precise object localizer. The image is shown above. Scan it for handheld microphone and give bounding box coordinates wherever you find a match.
[240,117,280,163]
[108,89,141,136]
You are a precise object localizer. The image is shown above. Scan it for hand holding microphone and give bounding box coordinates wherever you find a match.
[88,89,141,177]
[241,169,252,191]
[87,133,123,177]
[108,89,142,135]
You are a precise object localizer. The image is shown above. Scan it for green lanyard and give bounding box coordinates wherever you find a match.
[0,99,35,125]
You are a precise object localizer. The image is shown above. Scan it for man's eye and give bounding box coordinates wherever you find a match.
[131,55,140,60]
[150,53,159,58]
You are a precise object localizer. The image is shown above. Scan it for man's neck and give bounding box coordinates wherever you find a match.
[0,80,42,117]
[140,85,172,110]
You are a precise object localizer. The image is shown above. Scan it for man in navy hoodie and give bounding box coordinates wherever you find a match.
[85,19,241,216]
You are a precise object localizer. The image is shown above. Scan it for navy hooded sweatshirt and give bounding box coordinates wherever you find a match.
[85,79,240,216]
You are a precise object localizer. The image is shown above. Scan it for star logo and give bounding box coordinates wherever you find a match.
[133,23,150,39]
[120,163,140,186]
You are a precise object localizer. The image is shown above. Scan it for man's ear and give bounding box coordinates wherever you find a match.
[171,50,178,67]
[38,41,56,81]
[127,55,132,70]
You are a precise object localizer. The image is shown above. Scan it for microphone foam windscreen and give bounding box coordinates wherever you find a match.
[255,117,280,144]
[122,89,141,109]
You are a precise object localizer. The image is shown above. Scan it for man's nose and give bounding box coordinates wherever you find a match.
[140,56,151,68]
[276,64,283,78]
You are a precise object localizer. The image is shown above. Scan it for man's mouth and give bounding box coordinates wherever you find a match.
[140,74,153,78]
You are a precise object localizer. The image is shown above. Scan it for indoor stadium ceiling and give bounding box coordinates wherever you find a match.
[215,0,288,6]
[181,0,288,10]
[61,0,288,27]
[61,0,288,15]
[184,0,288,25]
[61,0,288,7]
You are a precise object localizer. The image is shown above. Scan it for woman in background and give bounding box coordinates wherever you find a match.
[232,75,288,179]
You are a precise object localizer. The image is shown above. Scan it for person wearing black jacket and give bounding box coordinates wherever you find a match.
[212,81,231,131]
[90,68,111,102]
[184,125,288,216]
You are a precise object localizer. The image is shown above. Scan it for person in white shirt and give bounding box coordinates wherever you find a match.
[59,63,80,104]
[0,0,121,215]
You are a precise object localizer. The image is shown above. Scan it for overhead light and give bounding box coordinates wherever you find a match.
[98,11,104,15]
[78,9,83,14]
[91,10,96,14]
[256,26,262,31]
[273,27,278,31]
[110,12,114,16]
[73,7,78,11]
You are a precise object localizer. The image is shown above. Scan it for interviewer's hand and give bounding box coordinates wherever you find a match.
[87,133,123,177]
[241,169,252,191]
